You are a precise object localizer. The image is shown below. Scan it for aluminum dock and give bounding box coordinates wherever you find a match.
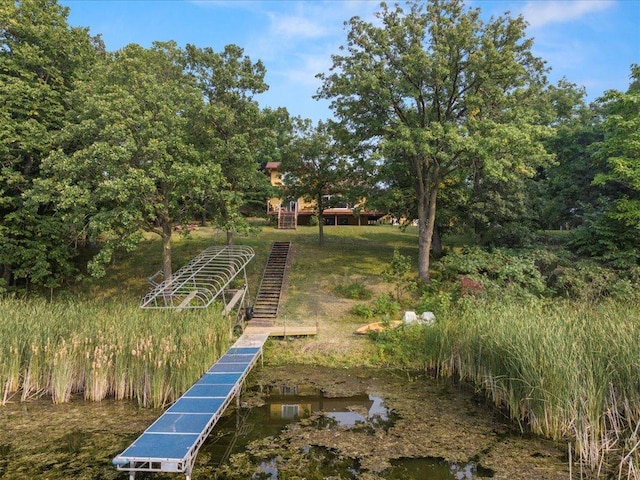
[112,332,269,480]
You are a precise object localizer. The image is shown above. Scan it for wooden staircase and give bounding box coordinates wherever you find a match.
[278,210,297,229]
[250,242,291,326]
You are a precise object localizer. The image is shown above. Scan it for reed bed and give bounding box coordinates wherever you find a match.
[404,296,640,477]
[0,297,231,408]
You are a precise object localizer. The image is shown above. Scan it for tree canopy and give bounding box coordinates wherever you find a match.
[569,65,640,267]
[280,119,353,246]
[318,0,552,281]
[0,0,98,288]
[1,0,638,292]
[1,1,284,289]
[39,42,228,280]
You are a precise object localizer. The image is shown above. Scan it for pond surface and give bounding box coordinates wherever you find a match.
[0,366,568,479]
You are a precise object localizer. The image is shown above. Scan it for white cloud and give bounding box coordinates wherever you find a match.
[521,0,615,28]
[281,53,333,87]
[269,13,328,40]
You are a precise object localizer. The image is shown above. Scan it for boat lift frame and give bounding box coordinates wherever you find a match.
[140,245,255,319]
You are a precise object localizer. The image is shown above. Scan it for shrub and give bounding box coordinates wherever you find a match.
[334,281,373,300]
[372,294,400,316]
[351,303,374,318]
[435,247,548,298]
[381,248,414,301]
[552,260,637,302]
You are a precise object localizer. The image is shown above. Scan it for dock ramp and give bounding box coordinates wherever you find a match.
[112,333,269,480]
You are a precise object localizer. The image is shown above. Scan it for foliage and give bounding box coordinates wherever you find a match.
[318,0,552,280]
[350,303,375,319]
[184,45,283,242]
[1,1,283,288]
[538,82,604,230]
[350,293,401,319]
[550,257,637,302]
[433,245,639,303]
[569,65,640,267]
[0,298,230,407]
[372,294,401,316]
[0,0,99,288]
[37,42,226,280]
[334,280,373,300]
[414,282,454,318]
[381,248,414,301]
[280,119,353,246]
[435,247,548,298]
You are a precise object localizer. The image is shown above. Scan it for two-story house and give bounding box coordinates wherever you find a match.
[265,162,385,229]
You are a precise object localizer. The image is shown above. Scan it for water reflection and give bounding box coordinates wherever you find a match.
[262,383,391,428]
[386,457,494,479]
[208,384,494,480]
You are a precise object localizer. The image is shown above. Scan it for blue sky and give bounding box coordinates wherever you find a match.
[60,0,639,122]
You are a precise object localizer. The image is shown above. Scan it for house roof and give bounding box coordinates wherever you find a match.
[265,161,280,171]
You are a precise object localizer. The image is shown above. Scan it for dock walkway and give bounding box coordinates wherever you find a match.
[112,332,269,480]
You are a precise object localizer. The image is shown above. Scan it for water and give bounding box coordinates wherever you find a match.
[203,383,493,479]
[0,367,567,479]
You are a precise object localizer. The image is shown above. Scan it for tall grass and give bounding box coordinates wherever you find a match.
[378,296,640,477]
[0,298,230,408]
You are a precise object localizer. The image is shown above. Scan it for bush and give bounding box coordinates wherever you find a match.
[351,303,374,318]
[351,294,400,319]
[334,281,373,300]
[436,247,548,298]
[552,260,637,302]
[372,294,400,316]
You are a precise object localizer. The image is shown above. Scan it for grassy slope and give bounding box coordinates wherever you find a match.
[7,222,640,475]
[69,222,418,367]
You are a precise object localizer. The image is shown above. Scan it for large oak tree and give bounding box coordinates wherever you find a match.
[318,0,551,281]
[0,0,97,288]
[40,42,224,281]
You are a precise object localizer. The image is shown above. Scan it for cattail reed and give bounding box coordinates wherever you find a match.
[0,297,231,408]
[395,296,640,478]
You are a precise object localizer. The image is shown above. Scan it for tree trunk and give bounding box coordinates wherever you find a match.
[162,222,173,282]
[1,264,12,287]
[432,225,442,257]
[417,219,430,282]
[417,162,438,283]
[317,195,325,246]
[226,230,234,246]
[318,213,325,246]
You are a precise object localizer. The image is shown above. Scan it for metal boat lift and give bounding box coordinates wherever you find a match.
[140,245,255,318]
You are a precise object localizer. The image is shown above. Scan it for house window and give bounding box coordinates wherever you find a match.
[278,385,299,395]
[281,404,299,419]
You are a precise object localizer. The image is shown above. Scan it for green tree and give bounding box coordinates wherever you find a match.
[184,44,275,244]
[572,65,640,266]
[538,83,604,231]
[382,248,413,301]
[0,0,98,289]
[40,42,224,280]
[318,0,551,281]
[280,119,352,246]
